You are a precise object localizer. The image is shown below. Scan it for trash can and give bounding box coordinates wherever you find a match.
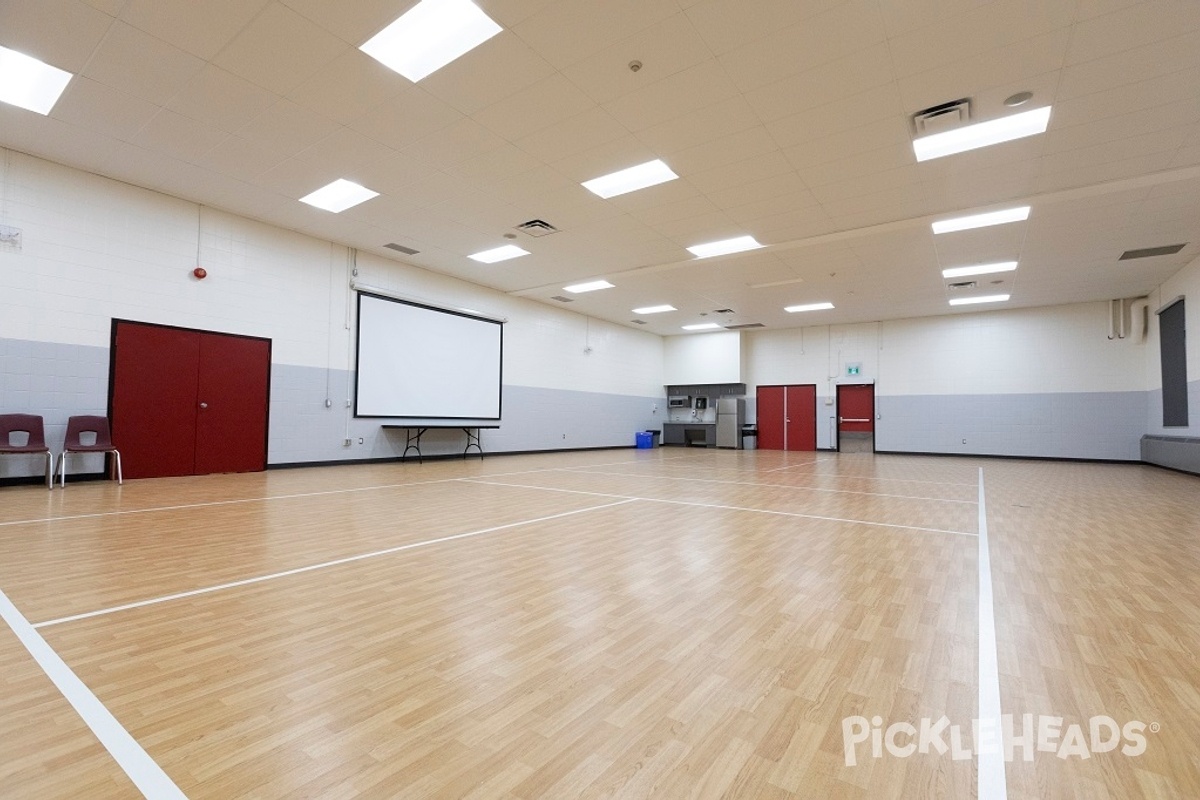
[647,429,661,447]
[635,431,654,449]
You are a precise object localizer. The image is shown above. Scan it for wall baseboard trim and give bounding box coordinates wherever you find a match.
[873,449,1141,466]
[0,472,107,488]
[267,445,633,471]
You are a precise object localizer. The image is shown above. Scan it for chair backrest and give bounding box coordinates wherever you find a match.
[0,413,48,449]
[65,415,114,449]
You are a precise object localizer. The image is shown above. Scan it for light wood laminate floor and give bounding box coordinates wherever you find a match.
[0,449,1197,799]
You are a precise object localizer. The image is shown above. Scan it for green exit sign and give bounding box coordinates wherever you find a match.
[846,362,861,376]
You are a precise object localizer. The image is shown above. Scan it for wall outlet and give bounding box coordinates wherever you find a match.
[343,438,352,447]
[358,437,364,444]
[562,433,566,439]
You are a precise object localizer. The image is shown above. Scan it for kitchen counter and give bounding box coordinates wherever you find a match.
[662,422,716,447]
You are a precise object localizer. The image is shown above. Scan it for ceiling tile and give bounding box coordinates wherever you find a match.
[635,96,762,154]
[420,32,556,116]
[213,1,349,96]
[132,108,228,164]
[514,107,630,165]
[602,59,738,132]
[119,0,271,60]
[560,12,714,106]
[744,42,893,123]
[686,150,795,195]
[511,0,681,69]
[1058,29,1200,99]
[234,98,340,158]
[1065,1,1200,66]
[195,134,288,180]
[52,76,159,142]
[293,125,398,176]
[349,86,463,151]
[168,65,278,133]
[666,126,780,177]
[81,20,206,105]
[685,0,844,55]
[0,0,114,74]
[472,74,596,141]
[278,0,404,45]
[285,50,406,127]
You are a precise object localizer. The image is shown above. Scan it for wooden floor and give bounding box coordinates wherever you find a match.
[0,449,1197,799]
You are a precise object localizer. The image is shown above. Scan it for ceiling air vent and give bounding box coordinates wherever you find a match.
[713,308,735,314]
[725,322,765,329]
[948,280,978,290]
[913,98,971,136]
[384,242,420,255]
[631,319,647,325]
[550,295,574,303]
[515,219,559,238]
[1119,243,1187,260]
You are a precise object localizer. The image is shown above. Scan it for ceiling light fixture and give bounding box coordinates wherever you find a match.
[687,235,764,259]
[682,323,722,331]
[299,179,379,213]
[932,206,1031,234]
[913,106,1051,162]
[632,305,676,314]
[360,0,503,82]
[469,244,529,263]
[563,279,614,294]
[0,45,73,115]
[582,159,678,199]
[941,261,1018,279]
[949,294,1011,306]
[784,302,835,313]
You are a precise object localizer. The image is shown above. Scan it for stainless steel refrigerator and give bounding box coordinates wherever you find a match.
[716,397,745,448]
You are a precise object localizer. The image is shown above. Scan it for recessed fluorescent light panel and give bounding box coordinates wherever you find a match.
[469,244,529,263]
[941,261,1018,279]
[632,305,676,315]
[932,206,1031,234]
[784,302,835,313]
[687,235,764,259]
[563,280,614,294]
[682,323,722,331]
[0,45,73,115]
[913,107,1051,162]
[582,159,678,199]
[949,294,1011,306]
[360,0,503,82]
[299,179,379,213]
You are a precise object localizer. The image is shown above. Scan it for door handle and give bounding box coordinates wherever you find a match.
[785,418,790,423]
[840,417,870,423]
[200,402,208,409]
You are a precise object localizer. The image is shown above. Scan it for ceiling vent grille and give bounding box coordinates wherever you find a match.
[550,295,574,303]
[1119,243,1187,260]
[913,98,971,136]
[630,319,647,325]
[712,308,735,314]
[948,280,978,290]
[383,242,420,255]
[725,322,765,329]
[516,219,559,237]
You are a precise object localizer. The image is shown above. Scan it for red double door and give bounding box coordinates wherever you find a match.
[110,320,271,479]
[756,385,817,451]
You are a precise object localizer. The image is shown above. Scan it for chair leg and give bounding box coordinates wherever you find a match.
[113,450,122,485]
[58,452,67,488]
[46,451,54,490]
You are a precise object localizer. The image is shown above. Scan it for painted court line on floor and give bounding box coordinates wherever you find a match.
[0,589,187,799]
[751,468,978,487]
[977,467,1008,799]
[461,478,977,537]
[559,468,979,504]
[33,499,636,629]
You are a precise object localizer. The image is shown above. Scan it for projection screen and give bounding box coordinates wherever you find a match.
[354,292,503,419]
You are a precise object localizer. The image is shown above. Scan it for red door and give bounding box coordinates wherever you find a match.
[785,385,817,451]
[837,384,875,450]
[756,386,784,450]
[111,321,270,478]
[195,334,270,474]
[756,385,816,451]
[111,323,201,478]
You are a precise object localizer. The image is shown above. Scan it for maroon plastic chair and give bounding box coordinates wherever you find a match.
[0,413,53,490]
[58,415,122,488]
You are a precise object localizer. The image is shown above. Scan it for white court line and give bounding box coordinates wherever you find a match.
[0,589,187,799]
[34,499,636,629]
[560,468,978,504]
[977,467,1008,800]
[461,478,976,537]
[748,468,977,487]
[765,457,830,472]
[0,454,677,530]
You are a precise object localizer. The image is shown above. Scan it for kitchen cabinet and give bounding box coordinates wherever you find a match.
[662,422,716,447]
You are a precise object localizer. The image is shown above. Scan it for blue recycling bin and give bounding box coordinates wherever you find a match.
[635,431,654,448]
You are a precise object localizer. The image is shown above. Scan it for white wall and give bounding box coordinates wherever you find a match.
[0,147,665,474]
[664,331,741,384]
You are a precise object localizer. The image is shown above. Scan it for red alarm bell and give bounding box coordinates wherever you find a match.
[193,267,207,279]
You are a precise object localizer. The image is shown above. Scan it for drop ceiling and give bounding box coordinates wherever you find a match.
[2,0,1199,336]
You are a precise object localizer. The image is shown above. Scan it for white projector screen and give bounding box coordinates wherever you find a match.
[355,292,503,419]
